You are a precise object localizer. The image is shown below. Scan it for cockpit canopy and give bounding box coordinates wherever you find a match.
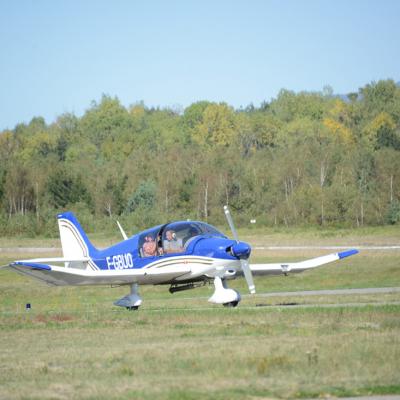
[139,221,226,257]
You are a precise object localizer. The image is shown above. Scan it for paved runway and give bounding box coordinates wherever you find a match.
[0,247,60,253]
[158,287,400,312]
[143,301,400,313]
[307,396,400,400]
[254,245,400,250]
[1,245,399,253]
[246,286,400,298]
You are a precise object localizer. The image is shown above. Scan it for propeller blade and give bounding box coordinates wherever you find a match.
[223,205,239,243]
[223,205,256,294]
[241,259,256,294]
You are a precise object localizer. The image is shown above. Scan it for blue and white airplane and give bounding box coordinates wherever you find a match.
[7,206,358,309]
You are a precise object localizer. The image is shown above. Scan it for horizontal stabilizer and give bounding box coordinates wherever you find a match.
[11,261,51,270]
[14,257,90,264]
[9,259,191,287]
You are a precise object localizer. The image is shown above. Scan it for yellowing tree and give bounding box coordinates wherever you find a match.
[323,117,353,144]
[365,112,398,149]
[326,99,349,122]
[193,103,236,147]
[322,99,354,144]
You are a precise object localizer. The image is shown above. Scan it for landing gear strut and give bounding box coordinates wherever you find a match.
[114,283,142,310]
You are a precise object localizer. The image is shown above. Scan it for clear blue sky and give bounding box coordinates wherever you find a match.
[1,0,399,130]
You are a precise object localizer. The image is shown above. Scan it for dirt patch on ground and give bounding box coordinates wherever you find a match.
[34,313,75,323]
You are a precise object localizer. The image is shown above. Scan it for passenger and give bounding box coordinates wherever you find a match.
[163,230,183,254]
[142,235,157,257]
[183,227,199,246]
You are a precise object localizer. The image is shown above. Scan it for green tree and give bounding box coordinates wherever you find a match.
[47,169,91,209]
[126,180,157,213]
[386,200,400,224]
[360,79,400,121]
[95,174,126,217]
[363,112,399,150]
[80,94,132,150]
[3,162,35,215]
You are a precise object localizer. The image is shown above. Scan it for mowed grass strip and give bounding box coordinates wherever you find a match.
[0,237,399,399]
[0,305,399,399]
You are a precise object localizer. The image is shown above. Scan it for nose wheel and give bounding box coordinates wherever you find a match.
[126,306,140,311]
[208,276,241,307]
[223,301,239,308]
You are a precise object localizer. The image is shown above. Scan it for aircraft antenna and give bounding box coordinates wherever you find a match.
[116,221,128,240]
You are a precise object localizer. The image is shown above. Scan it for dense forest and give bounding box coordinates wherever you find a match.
[1,79,400,236]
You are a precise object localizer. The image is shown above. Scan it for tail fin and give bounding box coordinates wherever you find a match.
[57,212,97,259]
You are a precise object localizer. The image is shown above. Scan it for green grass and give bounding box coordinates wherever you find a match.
[1,223,399,248]
[0,305,399,399]
[0,234,399,399]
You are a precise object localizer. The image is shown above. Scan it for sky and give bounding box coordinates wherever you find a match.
[0,0,399,130]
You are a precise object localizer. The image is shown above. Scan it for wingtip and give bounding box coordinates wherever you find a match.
[338,249,359,259]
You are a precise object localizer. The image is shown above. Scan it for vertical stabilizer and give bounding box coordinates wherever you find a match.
[57,212,97,259]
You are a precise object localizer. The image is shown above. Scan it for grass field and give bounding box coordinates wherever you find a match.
[0,231,399,399]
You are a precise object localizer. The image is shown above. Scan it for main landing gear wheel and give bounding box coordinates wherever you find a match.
[126,306,140,311]
[223,301,239,308]
[114,283,143,310]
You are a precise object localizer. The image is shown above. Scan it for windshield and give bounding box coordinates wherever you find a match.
[138,221,226,257]
[196,222,226,238]
[161,222,201,254]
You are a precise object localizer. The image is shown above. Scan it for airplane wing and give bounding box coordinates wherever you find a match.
[250,249,358,276]
[8,258,191,286]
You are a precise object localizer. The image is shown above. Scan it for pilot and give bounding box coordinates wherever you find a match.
[163,230,183,254]
[183,226,199,246]
[142,235,157,257]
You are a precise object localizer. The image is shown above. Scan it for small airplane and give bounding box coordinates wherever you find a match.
[6,206,358,310]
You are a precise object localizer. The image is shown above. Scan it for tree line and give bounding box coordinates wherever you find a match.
[1,79,400,236]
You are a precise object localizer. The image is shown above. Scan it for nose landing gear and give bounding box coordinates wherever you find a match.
[208,276,241,307]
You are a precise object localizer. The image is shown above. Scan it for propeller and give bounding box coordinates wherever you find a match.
[223,205,256,294]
